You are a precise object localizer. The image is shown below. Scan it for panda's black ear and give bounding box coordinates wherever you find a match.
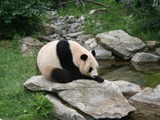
[80,54,88,61]
[91,50,96,57]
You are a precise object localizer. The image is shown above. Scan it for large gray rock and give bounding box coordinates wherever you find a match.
[65,15,76,23]
[68,23,82,33]
[67,31,84,38]
[156,48,160,56]
[45,10,58,21]
[94,44,113,60]
[131,52,160,64]
[129,85,160,115]
[42,24,62,36]
[46,95,86,120]
[113,80,141,96]
[76,34,93,45]
[83,38,97,50]
[21,37,43,56]
[22,37,43,46]
[23,76,136,119]
[78,15,85,23]
[42,23,55,36]
[23,75,77,92]
[96,30,146,60]
[145,40,160,50]
[57,80,135,119]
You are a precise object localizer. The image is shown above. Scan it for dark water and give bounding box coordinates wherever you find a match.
[98,61,160,120]
[99,61,160,88]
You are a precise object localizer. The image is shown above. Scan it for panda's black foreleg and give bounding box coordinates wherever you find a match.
[51,68,73,83]
[78,75,104,83]
[93,76,104,83]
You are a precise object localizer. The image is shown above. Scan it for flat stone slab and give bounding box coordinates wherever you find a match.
[57,80,136,119]
[46,95,86,120]
[23,76,136,119]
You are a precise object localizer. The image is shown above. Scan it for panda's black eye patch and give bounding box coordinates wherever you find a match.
[89,67,93,73]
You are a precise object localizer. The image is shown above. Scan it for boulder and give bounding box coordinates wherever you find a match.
[57,80,136,119]
[94,44,113,60]
[40,35,62,42]
[131,52,160,64]
[78,15,85,23]
[42,23,63,36]
[76,34,93,45]
[129,85,160,115]
[145,40,159,50]
[96,30,146,60]
[45,10,58,21]
[22,37,43,46]
[23,75,78,92]
[83,38,97,50]
[65,15,76,23]
[42,23,56,36]
[84,38,96,45]
[113,80,141,96]
[21,37,43,56]
[23,76,136,119]
[68,23,82,33]
[67,31,84,38]
[54,21,66,30]
[46,95,86,120]
[156,48,160,56]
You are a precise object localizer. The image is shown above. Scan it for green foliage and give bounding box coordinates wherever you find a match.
[0,0,47,39]
[133,0,160,31]
[31,94,56,119]
[119,0,160,39]
[0,0,71,39]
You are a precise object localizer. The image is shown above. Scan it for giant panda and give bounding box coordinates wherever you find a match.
[37,40,104,83]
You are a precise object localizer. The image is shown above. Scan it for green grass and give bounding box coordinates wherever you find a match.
[58,0,160,40]
[0,40,56,120]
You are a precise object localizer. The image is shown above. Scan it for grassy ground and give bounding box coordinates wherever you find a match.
[58,0,159,40]
[0,40,55,120]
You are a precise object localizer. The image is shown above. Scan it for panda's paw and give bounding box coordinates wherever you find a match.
[94,76,104,83]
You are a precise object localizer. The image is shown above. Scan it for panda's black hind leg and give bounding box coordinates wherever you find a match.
[51,68,73,83]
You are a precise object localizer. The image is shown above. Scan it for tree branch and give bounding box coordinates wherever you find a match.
[75,0,85,6]
[86,0,110,8]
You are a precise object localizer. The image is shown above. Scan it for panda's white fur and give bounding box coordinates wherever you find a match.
[37,40,104,83]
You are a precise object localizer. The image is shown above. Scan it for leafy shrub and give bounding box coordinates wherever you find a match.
[0,0,71,39]
[0,0,47,39]
[121,0,160,31]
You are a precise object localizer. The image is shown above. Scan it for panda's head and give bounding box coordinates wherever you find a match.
[79,50,99,78]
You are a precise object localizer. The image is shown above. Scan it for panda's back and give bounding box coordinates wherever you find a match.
[56,40,81,73]
[37,40,61,78]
